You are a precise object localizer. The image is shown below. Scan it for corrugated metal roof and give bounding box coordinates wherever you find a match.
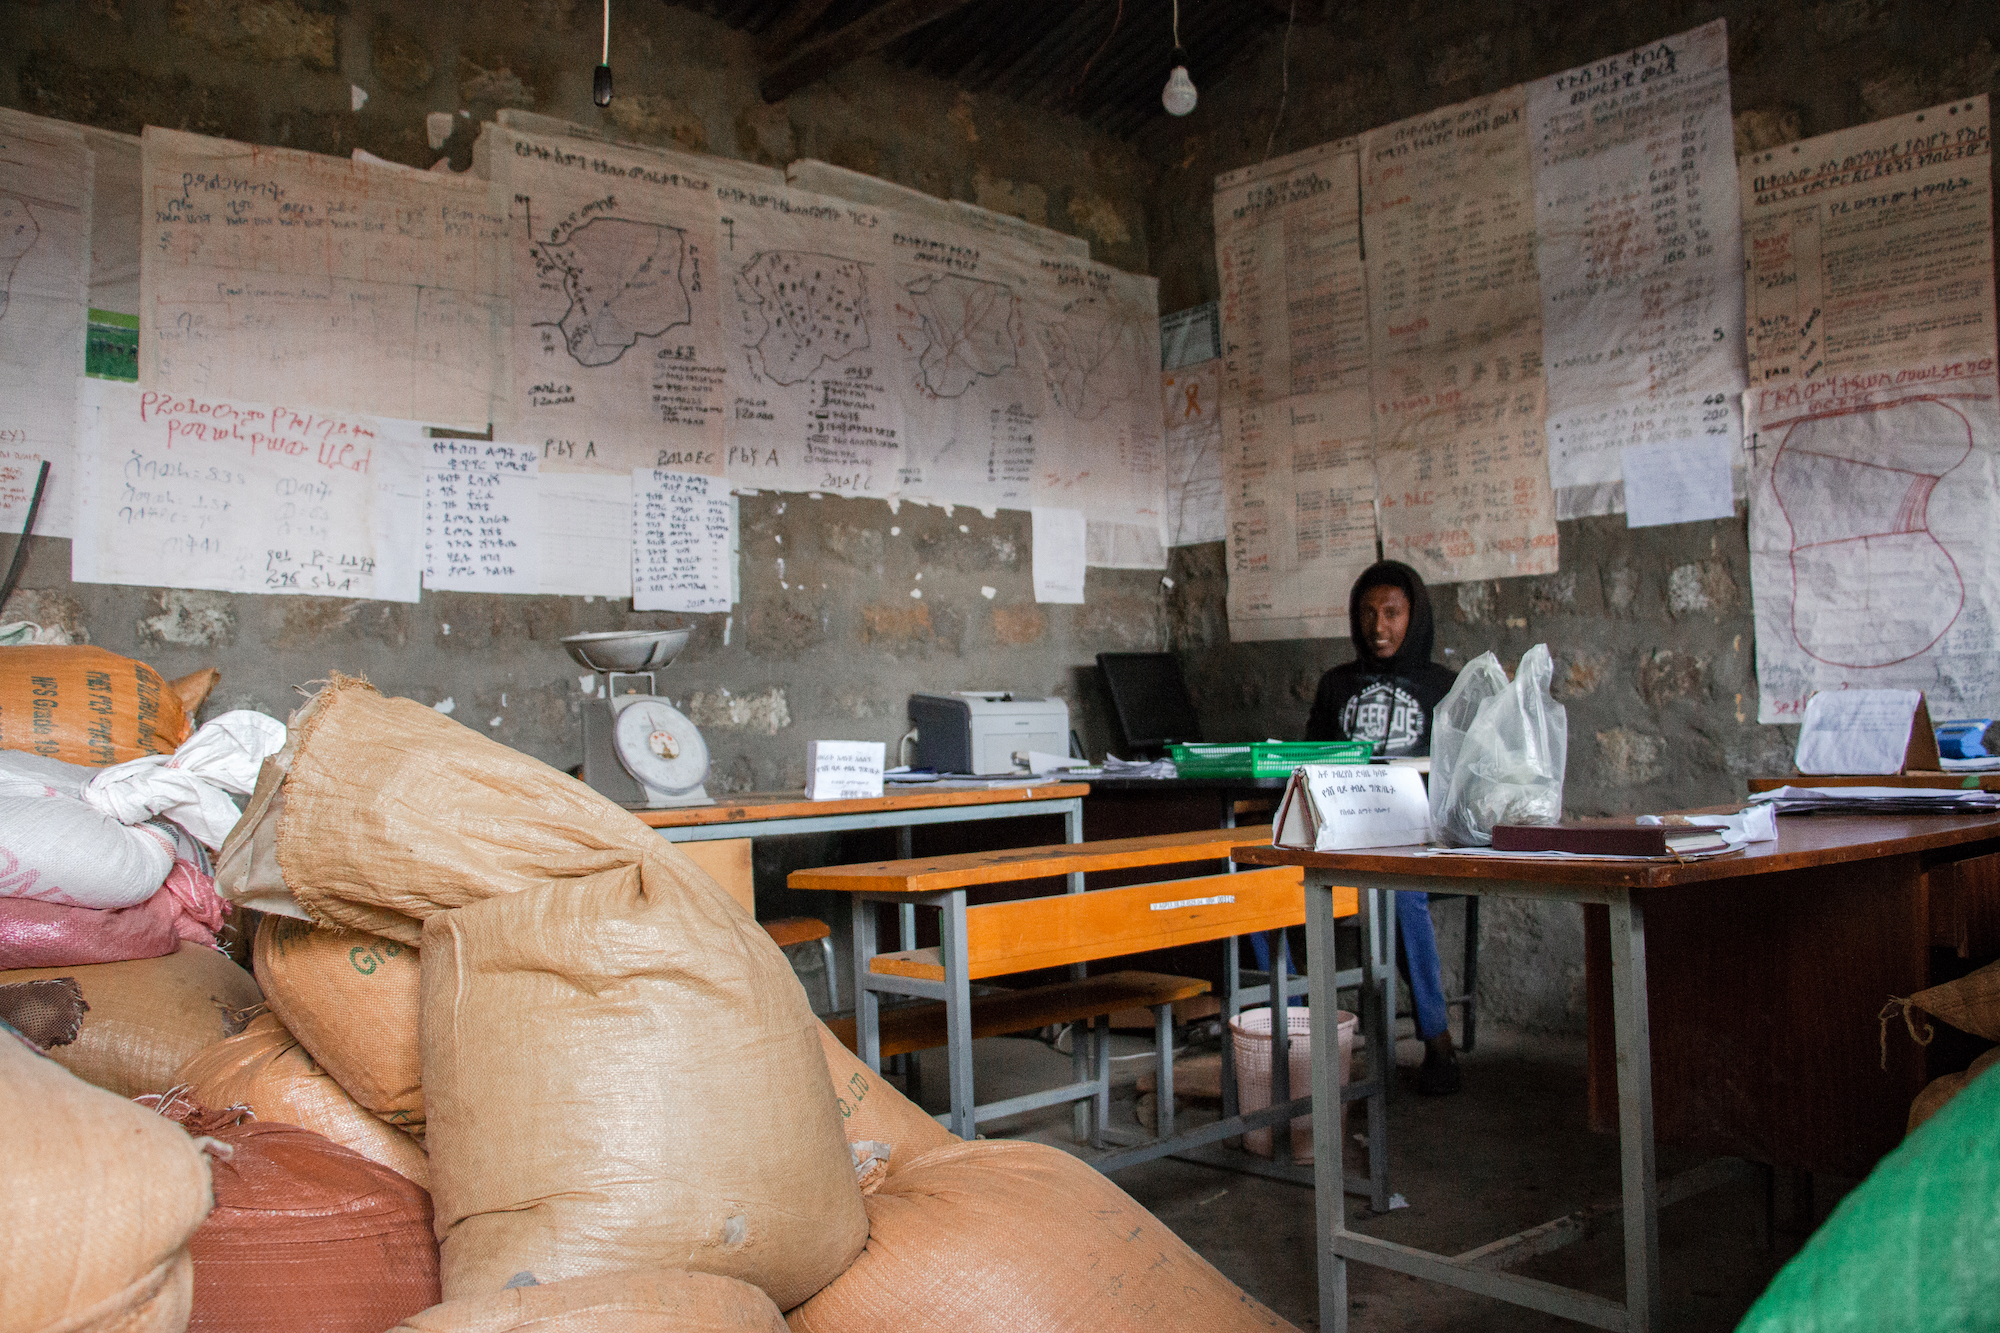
[692,0,1285,138]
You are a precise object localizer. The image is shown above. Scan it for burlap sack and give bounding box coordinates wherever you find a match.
[1908,1046,2000,1134]
[151,1104,440,1333]
[261,678,743,945]
[176,1012,429,1189]
[0,943,263,1097]
[1908,957,2000,1042]
[786,1140,1300,1333]
[254,914,423,1131]
[1,1036,213,1333]
[815,1020,957,1173]
[422,873,867,1310]
[390,1269,789,1332]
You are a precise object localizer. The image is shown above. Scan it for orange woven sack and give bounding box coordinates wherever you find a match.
[254,914,424,1132]
[0,943,263,1096]
[176,1012,429,1188]
[391,1268,789,1332]
[786,1139,1300,1333]
[1,1034,214,1333]
[154,1101,441,1333]
[0,645,192,766]
[815,1019,956,1174]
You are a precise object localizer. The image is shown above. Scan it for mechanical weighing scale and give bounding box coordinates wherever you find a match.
[561,628,713,808]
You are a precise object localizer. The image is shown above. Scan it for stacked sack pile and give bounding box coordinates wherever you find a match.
[10,663,1303,1333]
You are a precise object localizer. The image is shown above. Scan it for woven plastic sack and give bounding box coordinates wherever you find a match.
[0,891,183,969]
[1428,645,1568,847]
[423,873,867,1309]
[815,1019,957,1174]
[254,914,424,1132]
[152,1101,441,1333]
[391,1268,789,1332]
[0,749,177,909]
[1737,1057,2000,1332]
[786,1139,1299,1333]
[1906,1047,2000,1135]
[176,1012,430,1189]
[1,1034,214,1333]
[0,943,263,1096]
[0,646,193,767]
[1904,956,2000,1043]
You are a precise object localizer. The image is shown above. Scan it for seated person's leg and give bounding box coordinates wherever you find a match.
[1395,889,1460,1094]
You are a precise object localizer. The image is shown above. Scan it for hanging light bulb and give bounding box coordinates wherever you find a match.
[1161,0,1195,116]
[1163,58,1198,115]
[594,0,614,106]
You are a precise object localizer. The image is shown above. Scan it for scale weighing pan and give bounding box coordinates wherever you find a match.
[561,627,690,674]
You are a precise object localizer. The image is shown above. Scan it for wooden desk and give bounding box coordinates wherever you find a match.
[1236,812,2000,1333]
[635,783,1090,841]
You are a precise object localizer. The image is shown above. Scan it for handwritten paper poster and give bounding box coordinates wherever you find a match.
[72,380,423,601]
[1213,139,1375,640]
[1741,97,1992,386]
[633,467,732,613]
[490,128,730,479]
[1529,21,1747,519]
[1746,362,2000,722]
[716,177,905,498]
[1363,90,1560,584]
[82,126,142,316]
[140,128,505,429]
[422,441,539,594]
[1030,505,1087,603]
[0,107,91,539]
[1163,357,1225,546]
[537,471,633,597]
[1741,98,1998,722]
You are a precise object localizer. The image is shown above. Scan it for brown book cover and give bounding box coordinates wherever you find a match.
[1490,823,1668,856]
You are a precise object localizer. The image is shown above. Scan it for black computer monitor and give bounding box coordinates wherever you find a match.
[1096,652,1202,753]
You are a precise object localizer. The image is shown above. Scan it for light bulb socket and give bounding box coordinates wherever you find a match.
[593,63,613,107]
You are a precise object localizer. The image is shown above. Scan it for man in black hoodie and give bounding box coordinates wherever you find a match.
[1305,560,1462,1093]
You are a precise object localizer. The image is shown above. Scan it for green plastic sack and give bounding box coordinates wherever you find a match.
[1737,1059,2000,1332]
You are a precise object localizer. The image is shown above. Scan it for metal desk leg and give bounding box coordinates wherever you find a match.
[1358,887,1391,1211]
[1306,883,1350,1333]
[1066,799,1091,1140]
[1154,1001,1176,1140]
[1271,930,1292,1167]
[852,892,883,1074]
[941,888,977,1140]
[1609,892,1662,1333]
[897,826,917,951]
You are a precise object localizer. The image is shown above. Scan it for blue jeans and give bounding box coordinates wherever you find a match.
[1397,890,1450,1041]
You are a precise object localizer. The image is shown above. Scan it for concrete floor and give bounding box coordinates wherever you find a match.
[886,1021,1852,1332]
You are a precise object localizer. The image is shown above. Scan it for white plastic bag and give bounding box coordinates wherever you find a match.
[82,710,285,849]
[1428,644,1568,847]
[0,751,176,908]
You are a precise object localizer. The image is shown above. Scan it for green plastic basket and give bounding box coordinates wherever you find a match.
[1167,740,1374,778]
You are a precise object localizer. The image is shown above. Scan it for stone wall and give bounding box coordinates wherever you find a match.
[1140,0,2000,1031]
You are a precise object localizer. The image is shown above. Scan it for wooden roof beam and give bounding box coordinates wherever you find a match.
[760,0,980,102]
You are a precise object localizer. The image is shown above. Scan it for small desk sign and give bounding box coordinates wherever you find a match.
[1274,764,1431,852]
[1795,690,1940,776]
[807,741,887,801]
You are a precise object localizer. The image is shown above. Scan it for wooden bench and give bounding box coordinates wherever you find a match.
[791,827,1388,1199]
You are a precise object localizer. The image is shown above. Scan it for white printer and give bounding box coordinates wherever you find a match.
[908,692,1071,775]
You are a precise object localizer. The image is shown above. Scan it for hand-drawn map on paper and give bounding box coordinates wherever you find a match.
[491,127,728,478]
[1742,98,1998,721]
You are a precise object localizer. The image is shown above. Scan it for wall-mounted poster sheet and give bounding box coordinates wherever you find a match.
[0,108,91,539]
[422,440,539,594]
[1529,21,1747,520]
[488,127,730,480]
[714,176,905,499]
[72,380,424,601]
[1163,357,1225,546]
[1213,139,1376,642]
[633,467,733,613]
[140,128,504,430]
[1746,362,2000,723]
[1742,96,1998,724]
[1362,89,1560,584]
[1741,97,1992,388]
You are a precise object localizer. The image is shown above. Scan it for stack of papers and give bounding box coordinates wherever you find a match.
[1426,830,1744,862]
[1101,755,1178,779]
[1747,786,2000,815]
[1940,756,2000,773]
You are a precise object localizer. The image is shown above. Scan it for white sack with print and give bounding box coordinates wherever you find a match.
[82,710,286,849]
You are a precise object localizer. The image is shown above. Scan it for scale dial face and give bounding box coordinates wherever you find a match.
[611,697,710,796]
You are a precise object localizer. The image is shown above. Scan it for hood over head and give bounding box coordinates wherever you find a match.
[1348,559,1436,672]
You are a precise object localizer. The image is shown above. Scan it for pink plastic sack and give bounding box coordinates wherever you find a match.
[0,892,182,968]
